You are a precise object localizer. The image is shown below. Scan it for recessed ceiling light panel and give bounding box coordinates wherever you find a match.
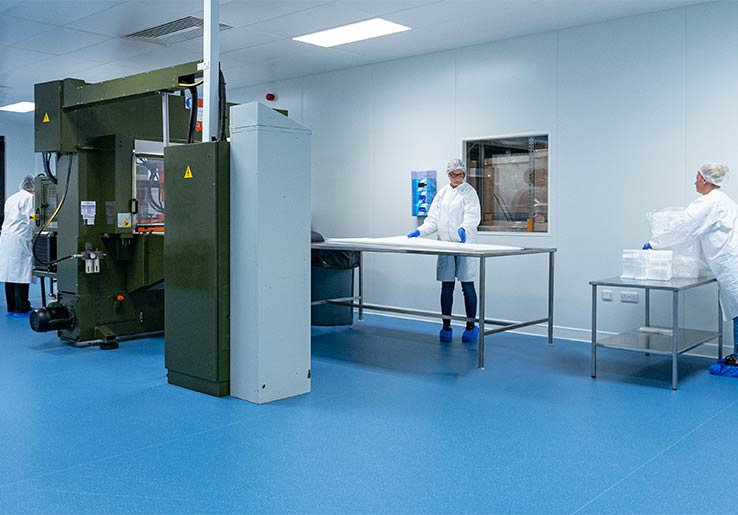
[0,101,34,113]
[293,18,410,48]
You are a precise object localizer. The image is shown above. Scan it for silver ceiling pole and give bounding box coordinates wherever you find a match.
[201,0,220,142]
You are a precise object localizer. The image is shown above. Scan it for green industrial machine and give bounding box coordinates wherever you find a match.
[27,62,306,403]
[30,62,203,348]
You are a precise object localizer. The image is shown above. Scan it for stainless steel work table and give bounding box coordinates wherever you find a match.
[312,239,556,369]
[590,276,722,390]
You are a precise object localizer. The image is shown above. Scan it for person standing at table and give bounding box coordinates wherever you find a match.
[408,159,481,343]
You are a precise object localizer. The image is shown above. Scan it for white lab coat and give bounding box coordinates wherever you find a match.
[0,189,35,284]
[417,181,481,281]
[650,189,738,320]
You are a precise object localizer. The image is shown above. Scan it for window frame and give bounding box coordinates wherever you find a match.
[461,132,551,237]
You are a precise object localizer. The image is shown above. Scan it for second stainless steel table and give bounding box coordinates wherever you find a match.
[312,237,556,369]
[590,276,722,390]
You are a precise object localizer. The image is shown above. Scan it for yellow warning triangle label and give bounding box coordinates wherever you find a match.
[184,166,193,179]
[42,113,50,123]
[123,219,130,227]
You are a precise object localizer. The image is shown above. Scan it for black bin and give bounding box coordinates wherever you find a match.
[311,249,360,326]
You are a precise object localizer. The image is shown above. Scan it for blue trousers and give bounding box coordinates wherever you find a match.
[734,317,738,355]
[441,281,477,330]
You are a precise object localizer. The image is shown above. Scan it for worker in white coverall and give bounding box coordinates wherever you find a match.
[644,163,738,354]
[408,159,482,343]
[0,175,36,318]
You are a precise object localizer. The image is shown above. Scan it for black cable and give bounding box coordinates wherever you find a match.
[218,66,227,142]
[42,152,57,184]
[187,85,198,144]
[33,154,74,268]
[135,159,164,214]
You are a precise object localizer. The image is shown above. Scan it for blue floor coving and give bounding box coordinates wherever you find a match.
[1,287,737,514]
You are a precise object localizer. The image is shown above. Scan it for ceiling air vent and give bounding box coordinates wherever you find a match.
[125,16,232,45]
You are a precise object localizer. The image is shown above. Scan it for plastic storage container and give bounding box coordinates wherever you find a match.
[621,250,647,280]
[673,256,700,278]
[621,249,674,281]
[646,250,673,281]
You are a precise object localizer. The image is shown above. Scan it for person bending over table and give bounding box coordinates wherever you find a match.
[644,162,738,354]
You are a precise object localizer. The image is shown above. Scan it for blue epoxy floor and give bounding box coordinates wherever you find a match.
[1,288,737,514]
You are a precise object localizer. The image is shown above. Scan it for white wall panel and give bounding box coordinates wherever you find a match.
[0,0,724,347]
[0,114,36,197]
[683,1,738,336]
[557,9,686,334]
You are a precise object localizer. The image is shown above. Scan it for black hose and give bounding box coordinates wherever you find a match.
[218,66,227,142]
[187,85,198,144]
[33,154,74,268]
[42,152,57,184]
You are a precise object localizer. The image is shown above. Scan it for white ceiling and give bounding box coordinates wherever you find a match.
[0,0,708,105]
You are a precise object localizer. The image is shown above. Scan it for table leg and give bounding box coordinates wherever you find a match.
[548,251,555,345]
[645,288,650,356]
[718,292,724,359]
[591,284,597,378]
[478,257,486,370]
[672,290,679,390]
[358,251,364,322]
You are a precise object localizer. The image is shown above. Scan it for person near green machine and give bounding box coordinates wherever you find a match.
[0,175,36,318]
[408,159,481,343]
[643,162,738,354]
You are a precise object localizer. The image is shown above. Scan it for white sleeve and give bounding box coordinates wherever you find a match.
[418,188,442,236]
[650,197,714,249]
[461,187,481,231]
[22,194,34,218]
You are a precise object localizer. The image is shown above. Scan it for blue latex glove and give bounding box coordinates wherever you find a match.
[407,229,420,238]
[642,243,652,250]
[458,227,466,243]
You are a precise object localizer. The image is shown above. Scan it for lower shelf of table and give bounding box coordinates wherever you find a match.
[595,328,721,355]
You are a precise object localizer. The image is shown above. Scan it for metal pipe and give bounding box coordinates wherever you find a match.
[201,0,220,141]
[478,256,486,369]
[645,288,651,356]
[68,330,165,348]
[358,251,364,321]
[483,318,549,335]
[718,291,724,358]
[591,284,597,378]
[548,250,555,345]
[672,290,679,390]
[161,93,170,148]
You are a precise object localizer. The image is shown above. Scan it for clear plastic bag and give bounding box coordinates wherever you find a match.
[646,207,707,278]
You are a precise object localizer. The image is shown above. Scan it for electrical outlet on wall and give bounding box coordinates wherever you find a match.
[601,289,613,301]
[620,291,640,303]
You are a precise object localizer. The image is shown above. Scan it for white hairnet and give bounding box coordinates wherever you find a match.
[446,159,466,175]
[698,162,729,186]
[19,175,35,191]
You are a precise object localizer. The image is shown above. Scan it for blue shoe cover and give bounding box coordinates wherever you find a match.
[708,359,738,378]
[439,328,453,342]
[5,312,13,317]
[462,326,479,343]
[13,311,31,319]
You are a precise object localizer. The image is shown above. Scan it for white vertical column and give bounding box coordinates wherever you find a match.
[229,102,312,404]
[201,0,219,141]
